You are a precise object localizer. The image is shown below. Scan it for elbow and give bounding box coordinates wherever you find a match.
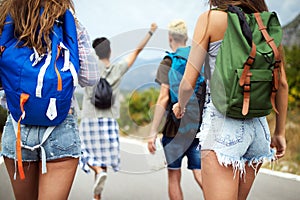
[279,76,289,94]
[157,93,169,109]
[180,79,194,93]
[79,79,98,87]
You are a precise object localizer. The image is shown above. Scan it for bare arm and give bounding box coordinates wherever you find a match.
[271,46,289,159]
[125,23,158,68]
[173,12,210,118]
[147,84,169,154]
[173,10,227,118]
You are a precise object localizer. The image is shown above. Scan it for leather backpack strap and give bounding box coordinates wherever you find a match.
[229,5,257,116]
[239,43,256,116]
[254,13,280,114]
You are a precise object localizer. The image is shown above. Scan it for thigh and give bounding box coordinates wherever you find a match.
[201,150,239,200]
[238,164,261,200]
[4,157,39,200]
[38,158,79,200]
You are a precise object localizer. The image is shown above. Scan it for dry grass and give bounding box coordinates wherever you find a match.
[264,108,300,175]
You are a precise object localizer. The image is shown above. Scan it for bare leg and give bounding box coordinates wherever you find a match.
[201,150,239,200]
[38,158,78,200]
[88,165,107,174]
[4,157,39,200]
[168,169,183,200]
[192,169,203,190]
[88,165,107,200]
[238,164,261,200]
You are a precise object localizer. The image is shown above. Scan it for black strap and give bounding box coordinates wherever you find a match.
[228,5,252,47]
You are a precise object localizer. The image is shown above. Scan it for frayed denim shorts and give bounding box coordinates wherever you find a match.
[1,114,81,162]
[198,96,275,174]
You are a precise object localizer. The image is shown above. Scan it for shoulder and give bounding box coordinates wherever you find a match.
[161,56,172,67]
[196,10,228,43]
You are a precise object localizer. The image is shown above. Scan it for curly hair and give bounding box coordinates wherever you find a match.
[0,0,75,55]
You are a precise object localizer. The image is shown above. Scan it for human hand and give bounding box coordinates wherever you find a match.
[150,23,158,33]
[172,102,185,119]
[147,134,157,154]
[270,135,286,159]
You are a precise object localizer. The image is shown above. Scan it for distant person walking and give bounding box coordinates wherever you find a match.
[173,0,288,199]
[79,23,157,200]
[0,0,100,199]
[147,19,204,200]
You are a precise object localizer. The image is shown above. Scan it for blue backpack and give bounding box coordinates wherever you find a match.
[163,46,206,136]
[0,10,79,126]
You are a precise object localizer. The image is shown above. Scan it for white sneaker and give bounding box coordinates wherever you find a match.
[93,172,107,195]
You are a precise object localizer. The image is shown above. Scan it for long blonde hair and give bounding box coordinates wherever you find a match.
[0,0,75,55]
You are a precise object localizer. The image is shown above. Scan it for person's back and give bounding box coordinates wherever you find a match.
[79,24,157,200]
[0,0,100,199]
[148,19,203,200]
[173,1,288,200]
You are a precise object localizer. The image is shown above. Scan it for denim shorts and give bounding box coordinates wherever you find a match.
[198,97,275,174]
[162,135,201,170]
[1,114,81,162]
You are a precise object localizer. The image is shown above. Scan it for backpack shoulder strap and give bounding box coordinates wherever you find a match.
[174,46,190,60]
[253,13,280,114]
[0,15,15,52]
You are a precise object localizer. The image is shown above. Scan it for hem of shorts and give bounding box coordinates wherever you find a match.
[46,155,81,161]
[167,167,181,170]
[80,160,120,173]
[0,153,80,162]
[187,167,201,170]
[203,149,276,179]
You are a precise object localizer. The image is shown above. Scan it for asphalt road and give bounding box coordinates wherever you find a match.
[1,138,300,200]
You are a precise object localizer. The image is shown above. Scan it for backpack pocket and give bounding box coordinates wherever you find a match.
[228,69,273,118]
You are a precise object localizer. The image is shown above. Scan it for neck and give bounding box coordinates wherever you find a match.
[172,43,186,52]
[100,58,110,67]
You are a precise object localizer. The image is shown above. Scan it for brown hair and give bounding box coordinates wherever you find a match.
[0,0,75,55]
[209,0,269,13]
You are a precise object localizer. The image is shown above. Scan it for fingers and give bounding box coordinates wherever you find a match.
[275,147,286,159]
[147,140,156,154]
[150,23,158,32]
[172,103,185,118]
[270,135,286,160]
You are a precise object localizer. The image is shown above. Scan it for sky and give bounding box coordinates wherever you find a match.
[73,0,299,38]
[73,0,299,61]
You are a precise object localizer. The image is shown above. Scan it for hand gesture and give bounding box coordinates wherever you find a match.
[172,102,185,119]
[150,23,158,33]
[147,134,157,154]
[270,135,286,159]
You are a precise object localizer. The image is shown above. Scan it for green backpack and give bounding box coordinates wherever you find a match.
[210,5,283,119]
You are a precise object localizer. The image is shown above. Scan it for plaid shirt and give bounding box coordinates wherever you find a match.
[77,22,100,87]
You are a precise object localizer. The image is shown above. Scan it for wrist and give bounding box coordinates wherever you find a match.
[148,30,153,36]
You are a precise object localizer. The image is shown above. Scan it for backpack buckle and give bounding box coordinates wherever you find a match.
[245,56,255,66]
[273,60,281,68]
[243,83,251,93]
[54,19,63,27]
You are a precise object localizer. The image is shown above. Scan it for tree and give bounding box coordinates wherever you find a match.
[284,45,300,108]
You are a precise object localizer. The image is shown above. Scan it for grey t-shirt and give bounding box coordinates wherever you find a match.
[81,60,129,119]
